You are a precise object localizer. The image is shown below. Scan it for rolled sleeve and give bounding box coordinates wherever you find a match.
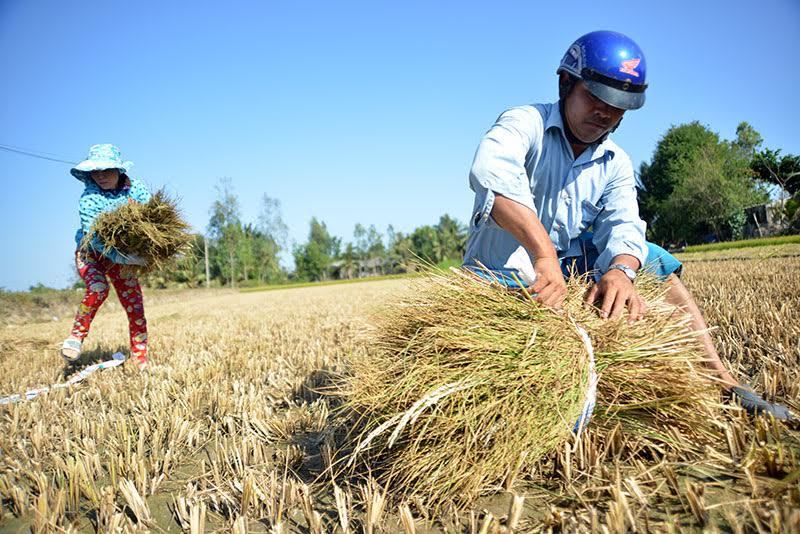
[591,157,647,274]
[469,107,541,215]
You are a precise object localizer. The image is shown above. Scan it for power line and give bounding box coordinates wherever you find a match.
[0,143,76,165]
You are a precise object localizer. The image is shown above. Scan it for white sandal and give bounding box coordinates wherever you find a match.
[60,338,82,362]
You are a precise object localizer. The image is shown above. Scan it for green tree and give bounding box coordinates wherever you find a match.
[256,195,289,283]
[409,225,441,263]
[293,241,328,281]
[258,195,289,250]
[238,224,257,282]
[640,122,767,244]
[353,223,368,260]
[751,149,800,197]
[365,224,385,259]
[309,217,340,258]
[661,144,762,241]
[293,218,339,281]
[731,121,763,160]
[340,243,358,279]
[435,214,467,261]
[207,178,242,286]
[639,121,720,225]
[385,225,413,273]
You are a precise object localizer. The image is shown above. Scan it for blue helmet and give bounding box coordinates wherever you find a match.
[557,31,647,110]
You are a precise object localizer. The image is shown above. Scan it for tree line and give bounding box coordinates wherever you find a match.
[142,178,468,288]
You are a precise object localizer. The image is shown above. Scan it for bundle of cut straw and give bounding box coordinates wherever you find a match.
[82,190,193,275]
[336,267,721,507]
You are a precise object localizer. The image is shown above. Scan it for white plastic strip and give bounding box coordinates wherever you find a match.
[0,352,126,405]
[572,323,598,435]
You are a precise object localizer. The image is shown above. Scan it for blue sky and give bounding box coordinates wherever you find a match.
[1,1,799,290]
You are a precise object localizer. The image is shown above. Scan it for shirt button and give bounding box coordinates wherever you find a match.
[561,191,571,204]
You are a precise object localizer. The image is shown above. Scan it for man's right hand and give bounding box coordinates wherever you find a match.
[490,194,567,309]
[531,256,567,308]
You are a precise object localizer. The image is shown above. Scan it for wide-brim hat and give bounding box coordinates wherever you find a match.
[70,143,133,183]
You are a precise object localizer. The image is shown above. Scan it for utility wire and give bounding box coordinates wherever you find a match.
[0,143,77,165]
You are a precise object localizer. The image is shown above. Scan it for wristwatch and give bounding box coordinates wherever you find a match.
[606,263,637,282]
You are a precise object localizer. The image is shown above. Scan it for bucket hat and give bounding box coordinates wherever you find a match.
[70,144,133,183]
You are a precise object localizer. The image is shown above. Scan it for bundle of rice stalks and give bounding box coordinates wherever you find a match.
[335,267,722,508]
[82,190,193,275]
[560,277,725,450]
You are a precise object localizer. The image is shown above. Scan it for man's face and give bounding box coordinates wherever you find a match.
[90,168,120,190]
[563,80,626,144]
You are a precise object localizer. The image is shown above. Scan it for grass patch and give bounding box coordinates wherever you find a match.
[682,234,800,253]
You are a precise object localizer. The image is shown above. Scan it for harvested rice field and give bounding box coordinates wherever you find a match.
[1,245,799,532]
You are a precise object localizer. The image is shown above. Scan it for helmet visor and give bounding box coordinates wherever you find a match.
[584,79,646,111]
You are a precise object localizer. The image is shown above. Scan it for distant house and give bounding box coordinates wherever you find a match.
[744,201,785,238]
[327,260,353,281]
[328,257,391,280]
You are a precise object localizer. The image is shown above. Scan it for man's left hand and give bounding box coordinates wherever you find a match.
[585,270,646,323]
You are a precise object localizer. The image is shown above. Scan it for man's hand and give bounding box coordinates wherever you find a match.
[531,256,567,308]
[489,195,567,309]
[585,269,646,322]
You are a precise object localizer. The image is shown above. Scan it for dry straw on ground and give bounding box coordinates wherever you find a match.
[336,267,721,508]
[81,189,193,275]
[0,247,798,531]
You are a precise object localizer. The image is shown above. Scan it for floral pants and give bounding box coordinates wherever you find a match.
[71,251,148,360]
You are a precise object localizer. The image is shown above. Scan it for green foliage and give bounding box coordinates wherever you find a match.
[640,121,768,245]
[751,148,800,197]
[402,215,467,265]
[786,197,799,221]
[639,121,719,223]
[293,240,329,281]
[293,217,340,281]
[198,180,291,287]
[435,214,467,260]
[732,121,763,159]
[409,225,440,262]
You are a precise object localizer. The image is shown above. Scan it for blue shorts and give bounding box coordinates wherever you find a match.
[466,233,682,289]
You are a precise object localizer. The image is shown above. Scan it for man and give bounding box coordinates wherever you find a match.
[463,30,794,421]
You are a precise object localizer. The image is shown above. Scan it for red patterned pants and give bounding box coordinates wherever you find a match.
[70,251,148,361]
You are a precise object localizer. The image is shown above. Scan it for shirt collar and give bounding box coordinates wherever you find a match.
[544,101,616,163]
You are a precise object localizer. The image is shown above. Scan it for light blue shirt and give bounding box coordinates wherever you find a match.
[463,102,647,276]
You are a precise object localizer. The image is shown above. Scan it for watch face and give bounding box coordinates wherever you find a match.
[610,264,635,280]
[623,267,636,280]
